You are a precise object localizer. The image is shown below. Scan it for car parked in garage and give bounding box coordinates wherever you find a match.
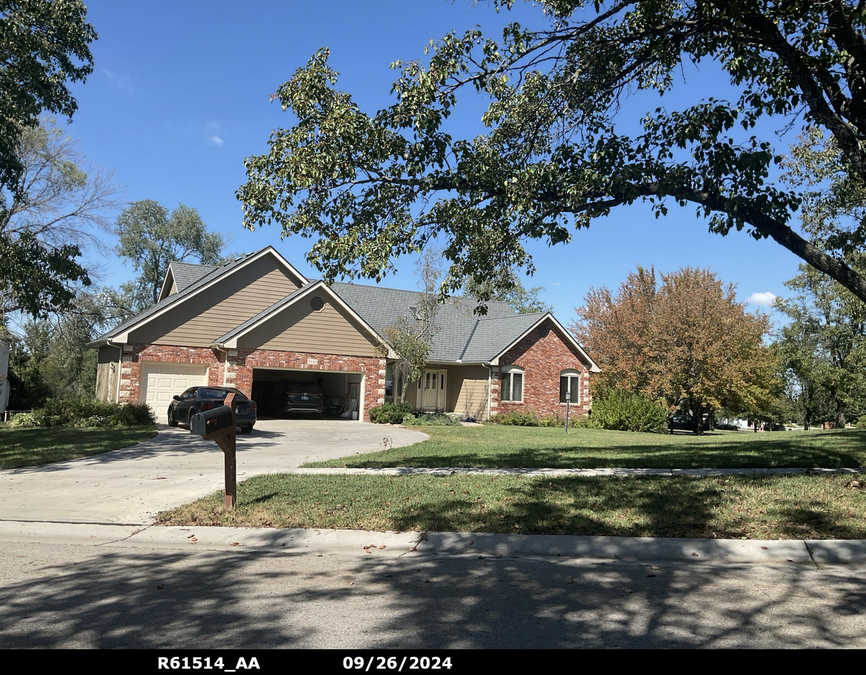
[276,380,324,415]
[167,386,257,433]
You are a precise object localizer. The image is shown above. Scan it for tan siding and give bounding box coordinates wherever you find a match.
[238,297,378,357]
[449,365,490,420]
[95,346,120,402]
[129,256,299,345]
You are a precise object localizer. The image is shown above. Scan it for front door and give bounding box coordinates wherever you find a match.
[418,369,447,411]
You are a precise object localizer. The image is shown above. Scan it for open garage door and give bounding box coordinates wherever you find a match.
[139,362,209,418]
[251,367,363,419]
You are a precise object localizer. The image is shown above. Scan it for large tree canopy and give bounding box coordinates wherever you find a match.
[0,120,118,317]
[572,266,777,426]
[239,0,866,303]
[114,199,225,311]
[0,0,96,198]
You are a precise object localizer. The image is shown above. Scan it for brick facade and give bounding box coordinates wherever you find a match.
[495,323,592,419]
[119,343,385,421]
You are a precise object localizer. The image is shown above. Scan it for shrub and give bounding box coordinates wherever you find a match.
[6,412,40,428]
[368,401,413,424]
[589,388,668,433]
[490,410,540,426]
[539,413,565,428]
[7,398,155,428]
[401,412,460,426]
[856,417,866,430]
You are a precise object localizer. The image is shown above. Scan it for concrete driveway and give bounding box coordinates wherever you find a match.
[0,420,427,526]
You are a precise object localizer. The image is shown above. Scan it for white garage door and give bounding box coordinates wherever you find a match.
[139,362,209,416]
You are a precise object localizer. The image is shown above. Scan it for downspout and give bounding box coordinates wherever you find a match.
[212,344,229,386]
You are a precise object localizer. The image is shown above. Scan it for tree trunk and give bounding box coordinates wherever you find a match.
[835,400,847,428]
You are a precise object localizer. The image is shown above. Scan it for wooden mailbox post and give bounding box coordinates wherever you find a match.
[190,392,237,508]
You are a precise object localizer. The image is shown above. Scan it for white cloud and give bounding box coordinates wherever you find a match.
[102,69,134,93]
[207,135,224,146]
[746,291,777,307]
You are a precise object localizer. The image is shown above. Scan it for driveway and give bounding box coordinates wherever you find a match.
[0,420,427,526]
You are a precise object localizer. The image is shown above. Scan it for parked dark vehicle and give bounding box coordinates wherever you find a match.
[276,380,324,415]
[167,386,257,433]
[763,422,787,431]
[668,412,700,433]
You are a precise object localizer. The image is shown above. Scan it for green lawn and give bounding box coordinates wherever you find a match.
[304,425,866,469]
[156,472,866,540]
[0,426,158,469]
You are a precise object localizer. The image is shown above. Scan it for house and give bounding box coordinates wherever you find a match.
[90,246,599,422]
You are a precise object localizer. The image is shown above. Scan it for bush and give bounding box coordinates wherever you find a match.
[490,410,540,426]
[589,388,668,433]
[539,413,565,428]
[6,412,40,428]
[856,417,866,430]
[401,412,460,426]
[6,398,155,428]
[368,401,413,424]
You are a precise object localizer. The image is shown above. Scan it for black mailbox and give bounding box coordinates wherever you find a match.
[191,405,234,440]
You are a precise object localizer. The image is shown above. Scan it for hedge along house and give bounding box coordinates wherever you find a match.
[90,246,599,422]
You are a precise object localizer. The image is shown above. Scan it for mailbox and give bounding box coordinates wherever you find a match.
[191,405,234,440]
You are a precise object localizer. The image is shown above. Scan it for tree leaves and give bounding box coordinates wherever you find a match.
[114,200,225,309]
[239,0,866,302]
[572,266,777,420]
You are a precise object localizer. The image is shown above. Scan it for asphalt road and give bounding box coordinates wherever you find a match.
[1,537,864,650]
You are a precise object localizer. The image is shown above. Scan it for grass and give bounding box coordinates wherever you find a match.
[304,425,866,469]
[156,425,866,538]
[156,472,866,540]
[0,425,158,469]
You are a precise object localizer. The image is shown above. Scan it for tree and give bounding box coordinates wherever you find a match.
[463,268,551,314]
[1,119,119,317]
[114,200,225,311]
[775,325,835,429]
[239,1,866,303]
[774,262,866,428]
[383,249,442,399]
[0,0,96,199]
[572,266,778,431]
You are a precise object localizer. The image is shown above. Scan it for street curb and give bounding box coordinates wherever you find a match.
[2,520,865,564]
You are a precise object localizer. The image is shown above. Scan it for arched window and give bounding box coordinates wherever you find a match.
[501,366,523,402]
[560,369,580,404]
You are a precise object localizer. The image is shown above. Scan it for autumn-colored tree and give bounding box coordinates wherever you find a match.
[572,267,778,431]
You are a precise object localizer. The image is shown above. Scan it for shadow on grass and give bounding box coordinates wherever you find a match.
[335,429,866,470]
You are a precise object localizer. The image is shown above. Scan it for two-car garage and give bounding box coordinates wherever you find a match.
[137,360,365,421]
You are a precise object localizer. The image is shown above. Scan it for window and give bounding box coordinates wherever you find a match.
[560,370,580,403]
[501,366,523,402]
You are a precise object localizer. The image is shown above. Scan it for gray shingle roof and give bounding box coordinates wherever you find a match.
[169,261,215,291]
[330,282,536,362]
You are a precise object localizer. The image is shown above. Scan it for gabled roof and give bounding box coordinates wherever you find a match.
[211,280,393,355]
[89,247,308,346]
[90,245,598,371]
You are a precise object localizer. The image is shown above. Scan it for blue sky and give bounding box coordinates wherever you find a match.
[62,0,805,328]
